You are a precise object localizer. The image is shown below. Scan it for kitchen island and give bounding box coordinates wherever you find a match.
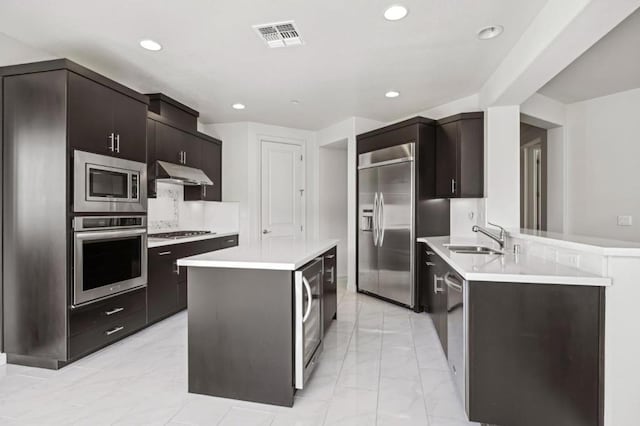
[177,238,338,407]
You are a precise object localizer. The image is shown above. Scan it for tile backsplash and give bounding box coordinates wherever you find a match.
[148,182,239,233]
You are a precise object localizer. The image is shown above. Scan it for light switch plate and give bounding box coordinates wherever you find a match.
[617,215,633,226]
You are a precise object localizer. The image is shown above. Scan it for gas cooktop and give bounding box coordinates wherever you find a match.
[149,230,216,239]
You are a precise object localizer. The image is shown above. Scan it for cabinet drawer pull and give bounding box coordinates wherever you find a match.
[158,251,172,256]
[425,262,435,266]
[105,326,124,336]
[325,254,335,259]
[105,307,124,316]
[425,250,435,256]
[226,239,235,243]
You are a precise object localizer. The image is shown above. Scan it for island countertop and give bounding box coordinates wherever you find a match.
[176,238,339,270]
[418,236,611,286]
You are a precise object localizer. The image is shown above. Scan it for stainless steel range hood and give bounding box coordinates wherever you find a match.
[154,160,213,186]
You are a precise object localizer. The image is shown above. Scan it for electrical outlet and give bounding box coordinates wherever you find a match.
[617,215,633,226]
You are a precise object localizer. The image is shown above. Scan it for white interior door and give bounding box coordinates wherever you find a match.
[261,140,305,239]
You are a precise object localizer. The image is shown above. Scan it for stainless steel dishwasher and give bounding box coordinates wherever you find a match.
[444,270,467,409]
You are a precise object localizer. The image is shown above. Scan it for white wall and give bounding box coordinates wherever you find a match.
[485,106,521,229]
[566,88,640,242]
[319,143,348,277]
[0,33,53,66]
[316,117,385,289]
[546,126,566,232]
[203,121,318,244]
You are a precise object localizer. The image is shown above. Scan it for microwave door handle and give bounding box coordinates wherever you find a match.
[302,276,313,322]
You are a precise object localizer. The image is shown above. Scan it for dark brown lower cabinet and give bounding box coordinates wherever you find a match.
[147,235,239,324]
[148,247,180,323]
[419,243,604,426]
[467,281,604,426]
[322,247,338,333]
[69,287,147,360]
[420,244,448,351]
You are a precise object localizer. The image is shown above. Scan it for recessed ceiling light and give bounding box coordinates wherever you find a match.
[385,91,400,98]
[139,39,162,51]
[477,25,504,40]
[232,103,246,110]
[384,5,408,21]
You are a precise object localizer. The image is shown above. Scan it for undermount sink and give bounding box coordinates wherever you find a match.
[443,244,503,255]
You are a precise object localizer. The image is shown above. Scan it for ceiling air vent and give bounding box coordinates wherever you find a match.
[253,21,303,48]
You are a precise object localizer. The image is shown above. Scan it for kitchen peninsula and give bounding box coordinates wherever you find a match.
[177,238,338,407]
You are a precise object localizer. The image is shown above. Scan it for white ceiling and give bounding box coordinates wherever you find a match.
[539,7,640,104]
[0,0,546,129]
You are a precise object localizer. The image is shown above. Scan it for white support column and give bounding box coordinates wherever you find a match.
[485,106,521,229]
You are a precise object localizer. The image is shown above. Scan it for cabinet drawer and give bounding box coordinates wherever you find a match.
[69,308,147,359]
[216,234,238,250]
[69,288,147,336]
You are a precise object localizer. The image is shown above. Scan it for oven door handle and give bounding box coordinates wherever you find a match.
[302,276,313,322]
[75,228,147,241]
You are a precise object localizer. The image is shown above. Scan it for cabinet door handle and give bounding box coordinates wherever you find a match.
[203,185,207,198]
[425,250,435,256]
[325,254,335,259]
[434,274,444,294]
[105,307,124,316]
[108,133,115,152]
[105,326,124,336]
[158,251,172,256]
[425,262,435,266]
[451,179,456,194]
[173,261,180,275]
[184,151,187,164]
[115,134,121,153]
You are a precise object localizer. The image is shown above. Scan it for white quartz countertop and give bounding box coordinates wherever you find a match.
[510,229,640,257]
[147,231,239,248]
[176,238,339,270]
[418,236,611,286]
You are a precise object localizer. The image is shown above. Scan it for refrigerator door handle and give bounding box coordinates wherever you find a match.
[373,192,379,246]
[378,192,385,247]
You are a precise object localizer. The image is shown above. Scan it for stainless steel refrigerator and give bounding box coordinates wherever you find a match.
[358,142,414,307]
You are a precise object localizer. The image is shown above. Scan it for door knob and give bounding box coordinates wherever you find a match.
[263,229,272,234]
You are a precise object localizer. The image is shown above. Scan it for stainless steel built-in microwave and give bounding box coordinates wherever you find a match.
[73,150,147,213]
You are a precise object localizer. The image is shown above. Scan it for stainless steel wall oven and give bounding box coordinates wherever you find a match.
[73,216,148,306]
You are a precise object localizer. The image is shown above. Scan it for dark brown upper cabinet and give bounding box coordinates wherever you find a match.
[147,114,222,201]
[68,72,147,163]
[435,113,484,198]
[154,121,201,169]
[184,138,222,201]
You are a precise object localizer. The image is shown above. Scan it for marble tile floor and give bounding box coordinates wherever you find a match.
[0,281,477,425]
